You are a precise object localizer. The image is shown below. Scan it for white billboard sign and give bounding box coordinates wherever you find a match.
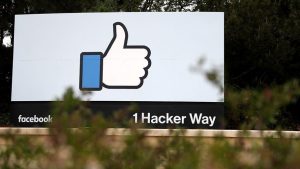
[12,12,224,102]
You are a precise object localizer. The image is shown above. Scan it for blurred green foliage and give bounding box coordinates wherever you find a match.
[0,89,300,169]
[226,80,300,130]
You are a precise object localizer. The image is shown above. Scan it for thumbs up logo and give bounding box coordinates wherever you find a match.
[79,22,151,91]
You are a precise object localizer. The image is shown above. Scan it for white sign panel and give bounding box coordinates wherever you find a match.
[12,12,224,102]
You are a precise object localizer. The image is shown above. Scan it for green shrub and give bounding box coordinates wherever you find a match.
[1,87,300,169]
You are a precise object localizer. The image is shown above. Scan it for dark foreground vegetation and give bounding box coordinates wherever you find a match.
[1,89,300,169]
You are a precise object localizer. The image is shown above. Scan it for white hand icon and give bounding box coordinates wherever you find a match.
[102,22,151,88]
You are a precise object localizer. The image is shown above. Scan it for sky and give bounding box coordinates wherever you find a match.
[3,36,11,47]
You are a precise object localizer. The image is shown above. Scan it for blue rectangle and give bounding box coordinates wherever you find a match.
[81,54,102,89]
